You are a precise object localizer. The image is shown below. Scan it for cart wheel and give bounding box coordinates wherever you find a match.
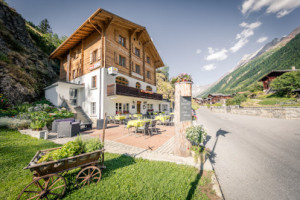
[18,174,66,200]
[76,166,101,188]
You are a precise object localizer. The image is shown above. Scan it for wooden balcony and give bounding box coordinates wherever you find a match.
[107,84,163,100]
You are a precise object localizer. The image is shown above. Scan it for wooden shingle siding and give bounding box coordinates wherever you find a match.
[54,9,163,86]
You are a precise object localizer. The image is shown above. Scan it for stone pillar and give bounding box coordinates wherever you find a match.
[174,82,192,157]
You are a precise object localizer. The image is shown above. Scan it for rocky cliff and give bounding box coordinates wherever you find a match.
[0,1,59,104]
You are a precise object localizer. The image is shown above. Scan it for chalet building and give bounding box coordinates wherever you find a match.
[45,8,169,123]
[259,67,298,91]
[207,93,232,104]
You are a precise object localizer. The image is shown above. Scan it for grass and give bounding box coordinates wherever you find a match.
[0,128,218,200]
[239,93,300,107]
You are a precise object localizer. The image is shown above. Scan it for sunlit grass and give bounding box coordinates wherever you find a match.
[0,128,217,200]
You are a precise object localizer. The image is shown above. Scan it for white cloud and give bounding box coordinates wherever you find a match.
[202,64,216,71]
[196,49,202,54]
[230,38,249,53]
[230,21,262,53]
[257,36,268,43]
[241,0,300,18]
[206,48,228,61]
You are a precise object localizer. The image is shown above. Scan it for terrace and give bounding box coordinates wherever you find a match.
[107,84,163,100]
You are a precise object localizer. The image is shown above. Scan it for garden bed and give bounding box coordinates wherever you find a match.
[0,128,220,200]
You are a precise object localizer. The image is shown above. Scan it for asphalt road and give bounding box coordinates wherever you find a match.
[196,107,300,200]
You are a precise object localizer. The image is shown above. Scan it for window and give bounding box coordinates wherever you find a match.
[91,75,97,88]
[119,35,126,47]
[147,71,151,79]
[162,104,168,111]
[91,102,96,115]
[134,47,140,57]
[147,56,151,64]
[116,103,122,114]
[119,55,126,67]
[147,104,153,110]
[122,103,129,113]
[73,70,76,79]
[116,76,128,86]
[135,64,141,74]
[136,82,141,89]
[93,49,98,63]
[146,86,152,91]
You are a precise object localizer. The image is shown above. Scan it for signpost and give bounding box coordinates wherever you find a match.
[174,82,192,157]
[180,96,192,122]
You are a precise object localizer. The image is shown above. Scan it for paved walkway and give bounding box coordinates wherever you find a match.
[48,130,212,171]
[48,121,223,199]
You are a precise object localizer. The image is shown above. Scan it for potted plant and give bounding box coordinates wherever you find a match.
[172,73,193,83]
[185,125,208,163]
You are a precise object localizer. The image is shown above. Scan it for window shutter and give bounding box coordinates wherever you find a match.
[114,52,118,64]
[114,30,118,42]
[98,48,101,60]
[89,52,92,64]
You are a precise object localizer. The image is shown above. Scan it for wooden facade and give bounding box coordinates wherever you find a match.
[50,9,164,86]
[207,93,232,104]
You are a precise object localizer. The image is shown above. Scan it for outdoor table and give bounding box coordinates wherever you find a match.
[114,115,126,120]
[133,114,142,118]
[155,115,170,122]
[127,119,152,128]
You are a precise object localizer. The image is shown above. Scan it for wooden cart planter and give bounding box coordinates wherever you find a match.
[18,147,105,200]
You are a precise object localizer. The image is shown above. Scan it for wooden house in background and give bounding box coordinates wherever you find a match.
[259,67,298,92]
[207,93,232,104]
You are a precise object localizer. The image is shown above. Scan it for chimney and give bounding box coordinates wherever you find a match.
[292,66,296,71]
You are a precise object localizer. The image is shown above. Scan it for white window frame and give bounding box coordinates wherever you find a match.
[91,75,97,89]
[91,102,96,115]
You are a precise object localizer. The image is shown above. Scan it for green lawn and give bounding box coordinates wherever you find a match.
[0,128,217,200]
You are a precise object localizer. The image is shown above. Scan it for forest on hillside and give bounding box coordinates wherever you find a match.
[201,33,300,97]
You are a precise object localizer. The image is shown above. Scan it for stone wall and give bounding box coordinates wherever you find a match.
[210,106,300,119]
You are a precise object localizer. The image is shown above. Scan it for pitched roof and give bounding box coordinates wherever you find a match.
[259,69,298,81]
[208,93,232,97]
[49,8,164,68]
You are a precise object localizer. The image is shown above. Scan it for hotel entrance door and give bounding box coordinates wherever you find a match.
[137,101,141,114]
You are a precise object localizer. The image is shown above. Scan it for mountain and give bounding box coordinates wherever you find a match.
[192,84,211,97]
[0,1,62,104]
[200,27,300,97]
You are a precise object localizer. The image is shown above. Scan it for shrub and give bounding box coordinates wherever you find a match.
[0,117,30,129]
[0,94,10,110]
[248,82,263,92]
[30,120,45,130]
[0,109,18,117]
[38,137,104,163]
[185,125,207,146]
[270,71,300,97]
[226,93,248,106]
[14,103,31,113]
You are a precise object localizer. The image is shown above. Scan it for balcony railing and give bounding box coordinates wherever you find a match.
[107,84,163,100]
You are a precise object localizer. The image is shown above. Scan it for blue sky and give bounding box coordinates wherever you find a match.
[6,0,300,86]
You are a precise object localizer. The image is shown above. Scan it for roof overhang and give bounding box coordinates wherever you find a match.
[49,8,164,68]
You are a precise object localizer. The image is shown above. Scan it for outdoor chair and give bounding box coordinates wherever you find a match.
[123,119,133,134]
[107,116,114,124]
[148,120,158,136]
[163,116,174,126]
[136,122,150,135]
[57,121,80,138]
